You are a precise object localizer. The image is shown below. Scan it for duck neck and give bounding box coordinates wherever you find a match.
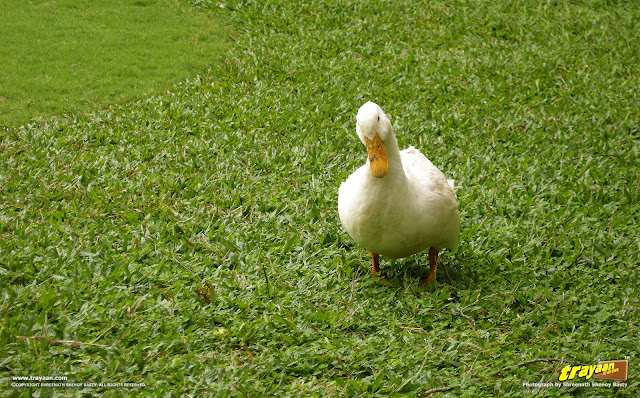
[384,133,405,177]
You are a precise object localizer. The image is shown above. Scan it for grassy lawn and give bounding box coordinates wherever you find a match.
[0,0,229,127]
[1,0,639,397]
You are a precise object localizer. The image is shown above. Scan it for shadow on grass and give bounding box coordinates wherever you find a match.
[366,254,470,293]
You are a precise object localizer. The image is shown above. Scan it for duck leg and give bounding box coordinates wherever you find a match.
[371,252,380,275]
[423,248,439,286]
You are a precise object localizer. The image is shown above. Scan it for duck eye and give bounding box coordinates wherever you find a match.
[377,116,380,121]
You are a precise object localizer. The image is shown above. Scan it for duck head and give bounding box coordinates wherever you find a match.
[356,101,392,178]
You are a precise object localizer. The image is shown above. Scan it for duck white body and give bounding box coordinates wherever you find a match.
[338,102,460,280]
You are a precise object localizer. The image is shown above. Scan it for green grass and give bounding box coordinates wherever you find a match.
[2,0,640,396]
[0,0,229,127]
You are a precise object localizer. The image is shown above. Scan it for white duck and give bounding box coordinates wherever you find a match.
[338,102,460,286]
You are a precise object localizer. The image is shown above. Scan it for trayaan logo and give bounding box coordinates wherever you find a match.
[558,360,628,382]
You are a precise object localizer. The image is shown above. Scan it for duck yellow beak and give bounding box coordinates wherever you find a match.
[365,132,389,178]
